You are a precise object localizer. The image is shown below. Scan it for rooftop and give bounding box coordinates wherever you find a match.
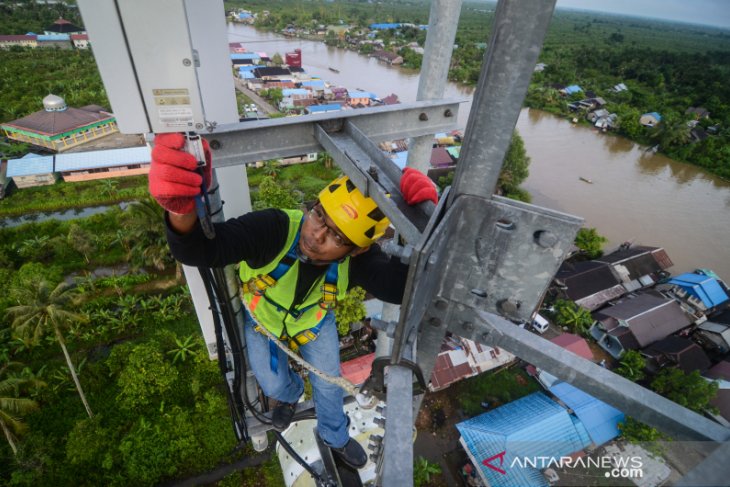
[668,272,729,309]
[2,104,113,138]
[548,382,624,446]
[457,392,591,487]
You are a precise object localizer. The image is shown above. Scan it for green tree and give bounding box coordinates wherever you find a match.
[414,456,442,487]
[553,299,593,335]
[16,235,52,262]
[253,176,300,210]
[619,417,664,443]
[650,368,719,413]
[266,87,284,106]
[652,115,692,151]
[574,227,608,259]
[6,280,93,417]
[166,335,199,364]
[262,160,281,179]
[121,197,173,271]
[334,286,366,336]
[616,350,646,382]
[0,361,44,456]
[271,52,284,65]
[317,151,334,170]
[113,342,179,411]
[99,179,119,198]
[67,223,97,264]
[498,131,530,197]
[435,132,532,199]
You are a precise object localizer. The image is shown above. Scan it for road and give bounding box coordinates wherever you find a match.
[234,78,277,115]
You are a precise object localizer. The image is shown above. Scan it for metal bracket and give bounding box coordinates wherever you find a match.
[359,356,427,401]
[432,194,583,322]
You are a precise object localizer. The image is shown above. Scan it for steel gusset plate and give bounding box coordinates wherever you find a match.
[427,194,583,322]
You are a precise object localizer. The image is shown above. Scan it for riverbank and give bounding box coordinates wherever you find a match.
[243,17,729,181]
[0,175,147,219]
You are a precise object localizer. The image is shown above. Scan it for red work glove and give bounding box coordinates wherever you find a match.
[400,167,438,205]
[149,133,212,214]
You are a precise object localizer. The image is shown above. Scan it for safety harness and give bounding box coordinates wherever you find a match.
[240,217,340,371]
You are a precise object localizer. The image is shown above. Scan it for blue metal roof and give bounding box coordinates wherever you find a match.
[6,154,54,177]
[238,12,252,19]
[564,85,583,94]
[668,272,729,308]
[549,382,624,446]
[370,23,402,30]
[282,88,309,96]
[642,112,662,121]
[239,71,255,79]
[457,392,590,487]
[348,90,377,99]
[230,53,260,60]
[307,104,341,113]
[301,80,325,89]
[446,146,461,159]
[38,34,70,41]
[238,65,257,72]
[55,146,150,172]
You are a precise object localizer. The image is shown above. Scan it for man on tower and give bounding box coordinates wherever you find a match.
[148,133,437,468]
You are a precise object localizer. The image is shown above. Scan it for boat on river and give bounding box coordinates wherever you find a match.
[328,67,340,73]
[579,176,593,184]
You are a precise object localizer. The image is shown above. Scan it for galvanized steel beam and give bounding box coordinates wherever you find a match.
[449,0,557,202]
[461,309,730,443]
[204,99,462,168]
[676,441,730,486]
[379,366,415,487]
[406,0,463,173]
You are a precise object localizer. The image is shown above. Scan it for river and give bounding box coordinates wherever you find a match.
[229,24,730,279]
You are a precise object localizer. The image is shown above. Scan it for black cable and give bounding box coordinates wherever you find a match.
[273,431,331,486]
[201,265,272,426]
[198,266,248,440]
[198,265,326,483]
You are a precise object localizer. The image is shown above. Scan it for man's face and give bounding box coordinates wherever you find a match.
[299,203,357,262]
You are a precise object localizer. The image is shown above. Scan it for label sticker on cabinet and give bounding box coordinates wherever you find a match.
[158,106,194,128]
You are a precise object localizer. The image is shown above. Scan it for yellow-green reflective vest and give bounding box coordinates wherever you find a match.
[238,209,350,339]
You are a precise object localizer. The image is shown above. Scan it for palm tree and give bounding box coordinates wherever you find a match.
[121,197,173,272]
[6,280,93,418]
[99,179,119,198]
[262,160,281,179]
[316,152,334,170]
[0,362,44,456]
[651,117,691,150]
[167,335,199,363]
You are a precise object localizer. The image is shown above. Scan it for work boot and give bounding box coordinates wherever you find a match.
[272,401,297,431]
[330,438,368,469]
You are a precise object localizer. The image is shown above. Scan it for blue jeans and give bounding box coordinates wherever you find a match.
[243,309,350,448]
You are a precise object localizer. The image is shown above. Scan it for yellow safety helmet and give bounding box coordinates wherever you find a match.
[318,176,390,248]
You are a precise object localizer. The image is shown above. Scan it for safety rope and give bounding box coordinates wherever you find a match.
[254,322,360,398]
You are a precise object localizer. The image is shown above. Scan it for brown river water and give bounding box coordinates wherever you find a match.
[228,24,730,280]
